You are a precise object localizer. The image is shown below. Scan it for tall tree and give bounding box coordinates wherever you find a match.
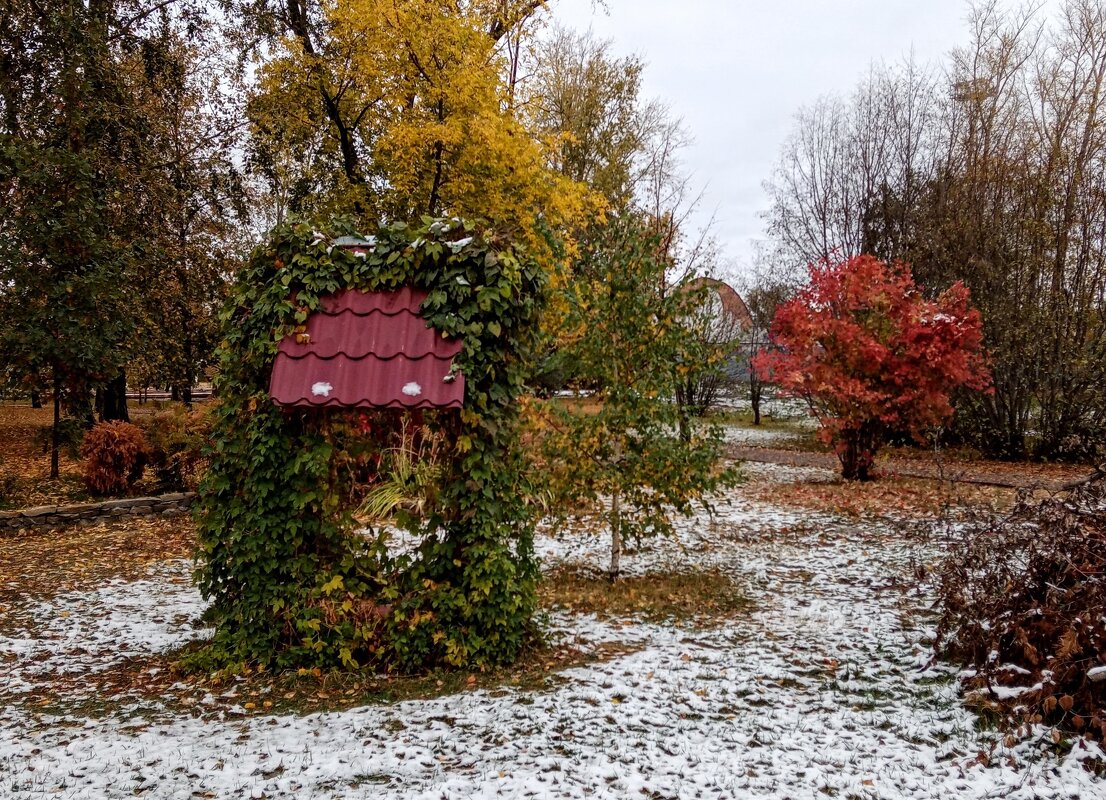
[245,0,582,244]
[1,0,147,473]
[764,56,941,270]
[526,26,665,213]
[0,1,245,474]
[766,0,1106,461]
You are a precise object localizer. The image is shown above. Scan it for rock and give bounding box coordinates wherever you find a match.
[100,497,158,510]
[22,505,58,517]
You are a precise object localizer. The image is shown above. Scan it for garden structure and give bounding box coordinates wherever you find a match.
[193,219,546,672]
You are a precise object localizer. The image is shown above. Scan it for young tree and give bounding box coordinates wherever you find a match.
[539,216,735,580]
[753,255,990,480]
[741,274,793,426]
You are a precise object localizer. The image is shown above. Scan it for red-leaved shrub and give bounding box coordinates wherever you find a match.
[753,255,990,480]
[80,421,150,496]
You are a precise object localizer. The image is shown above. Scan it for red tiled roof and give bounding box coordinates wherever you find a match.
[683,278,753,331]
[269,287,465,409]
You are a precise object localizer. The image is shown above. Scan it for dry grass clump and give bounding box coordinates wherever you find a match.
[540,567,751,624]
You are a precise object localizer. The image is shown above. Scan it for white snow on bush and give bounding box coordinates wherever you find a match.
[1,466,1102,799]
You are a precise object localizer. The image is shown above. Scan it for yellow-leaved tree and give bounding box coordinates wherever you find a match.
[248,0,591,248]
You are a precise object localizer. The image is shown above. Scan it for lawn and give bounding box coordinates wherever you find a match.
[2,461,1103,798]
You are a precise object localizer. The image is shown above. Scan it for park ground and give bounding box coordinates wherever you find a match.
[1,404,1104,798]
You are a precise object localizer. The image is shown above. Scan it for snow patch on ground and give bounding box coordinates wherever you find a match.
[721,424,807,446]
[715,394,817,424]
[1,466,1102,799]
[0,560,205,698]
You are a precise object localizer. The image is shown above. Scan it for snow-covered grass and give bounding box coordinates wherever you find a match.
[1,464,1103,799]
[720,424,807,446]
[714,392,816,423]
[0,560,204,699]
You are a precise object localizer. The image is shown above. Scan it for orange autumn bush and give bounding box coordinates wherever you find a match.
[80,421,150,496]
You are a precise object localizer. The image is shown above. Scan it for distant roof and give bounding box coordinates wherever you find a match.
[683,277,752,330]
[269,288,464,410]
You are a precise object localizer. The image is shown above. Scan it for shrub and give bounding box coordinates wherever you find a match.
[80,421,150,496]
[752,255,990,480]
[0,474,18,509]
[933,469,1106,744]
[137,406,212,491]
[357,419,444,524]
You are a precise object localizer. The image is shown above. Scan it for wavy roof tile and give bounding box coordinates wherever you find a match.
[269,288,464,410]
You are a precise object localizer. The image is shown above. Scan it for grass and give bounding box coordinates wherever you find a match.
[2,517,753,721]
[707,407,812,432]
[6,512,751,720]
[146,566,751,718]
[539,566,752,624]
[744,472,1017,518]
[0,516,196,606]
[196,638,643,716]
[14,635,646,723]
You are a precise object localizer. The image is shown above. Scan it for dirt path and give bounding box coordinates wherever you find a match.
[727,444,1094,491]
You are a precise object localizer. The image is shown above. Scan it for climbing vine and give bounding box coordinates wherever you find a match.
[192,217,546,671]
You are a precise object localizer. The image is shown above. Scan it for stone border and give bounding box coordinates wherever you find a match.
[0,493,195,531]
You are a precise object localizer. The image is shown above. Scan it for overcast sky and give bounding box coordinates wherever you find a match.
[550,0,985,276]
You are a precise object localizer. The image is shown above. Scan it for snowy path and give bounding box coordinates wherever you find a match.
[1,465,1103,799]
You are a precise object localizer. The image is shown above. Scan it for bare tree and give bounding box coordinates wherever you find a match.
[765,55,942,270]
[739,261,795,426]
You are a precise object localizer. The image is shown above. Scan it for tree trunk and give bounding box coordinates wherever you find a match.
[101,371,129,422]
[609,438,623,581]
[50,370,60,479]
[838,423,878,481]
[609,485,622,582]
[751,381,762,426]
[840,448,871,481]
[31,390,42,409]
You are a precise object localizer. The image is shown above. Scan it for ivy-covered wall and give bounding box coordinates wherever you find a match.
[192,218,546,671]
